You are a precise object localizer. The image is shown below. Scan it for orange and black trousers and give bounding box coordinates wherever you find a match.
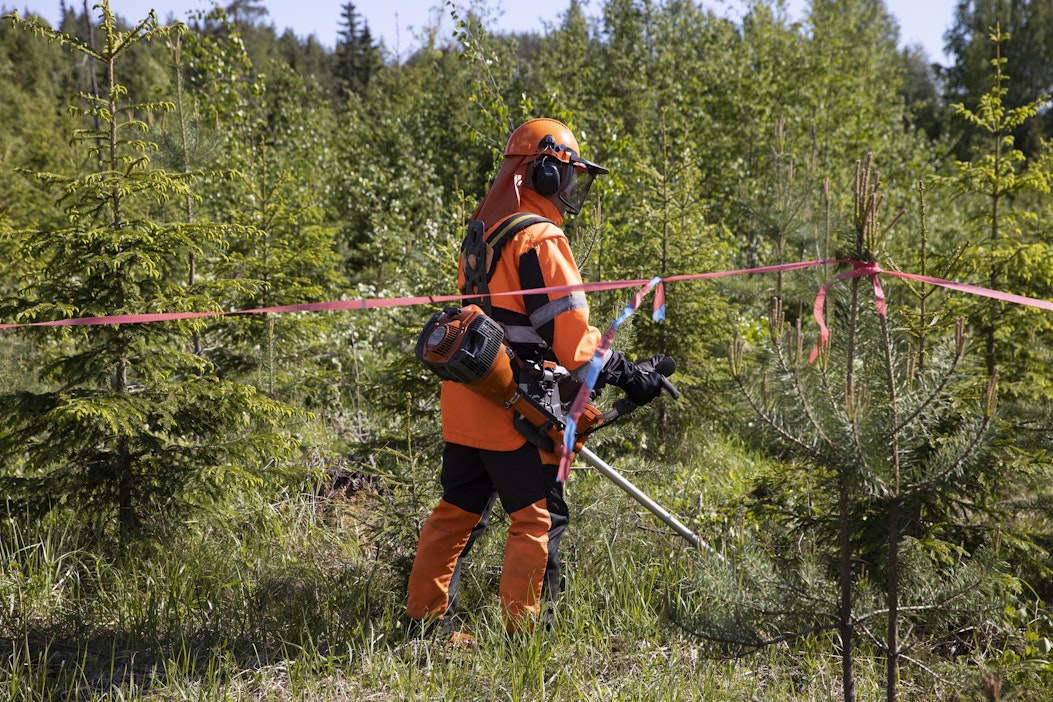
[406,440,568,630]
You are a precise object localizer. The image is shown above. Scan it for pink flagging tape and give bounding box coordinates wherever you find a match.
[7,257,1053,379]
[8,256,1053,469]
[652,281,666,321]
[805,262,1053,363]
[661,259,841,284]
[889,269,1053,311]
[0,262,839,331]
[809,261,887,363]
[0,280,660,330]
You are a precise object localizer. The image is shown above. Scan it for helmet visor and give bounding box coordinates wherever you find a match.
[559,154,607,215]
[559,168,596,216]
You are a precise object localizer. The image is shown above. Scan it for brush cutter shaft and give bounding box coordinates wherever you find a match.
[578,446,727,564]
[578,447,699,547]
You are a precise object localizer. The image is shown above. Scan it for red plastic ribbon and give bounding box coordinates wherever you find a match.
[0,262,840,331]
[809,260,887,363]
[885,269,1053,311]
[0,282,649,330]
[806,262,1053,364]
[10,256,1053,474]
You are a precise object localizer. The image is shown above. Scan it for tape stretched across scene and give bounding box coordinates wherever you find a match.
[806,261,1053,363]
[0,260,837,331]
[7,260,1048,335]
[6,258,1053,477]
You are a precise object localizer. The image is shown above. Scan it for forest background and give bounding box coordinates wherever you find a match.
[3,0,1053,699]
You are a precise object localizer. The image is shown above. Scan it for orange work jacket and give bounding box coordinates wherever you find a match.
[440,190,602,450]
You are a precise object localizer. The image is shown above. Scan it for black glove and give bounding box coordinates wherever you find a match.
[598,350,668,406]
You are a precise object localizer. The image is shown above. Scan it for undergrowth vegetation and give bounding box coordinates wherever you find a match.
[2,431,1049,700]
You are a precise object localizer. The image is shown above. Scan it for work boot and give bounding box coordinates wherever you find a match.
[446,630,476,648]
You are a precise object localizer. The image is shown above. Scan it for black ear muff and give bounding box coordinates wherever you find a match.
[532,155,562,196]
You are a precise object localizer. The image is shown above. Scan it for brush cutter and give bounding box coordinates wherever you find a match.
[417,304,725,561]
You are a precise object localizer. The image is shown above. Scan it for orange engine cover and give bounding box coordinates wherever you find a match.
[416,305,517,407]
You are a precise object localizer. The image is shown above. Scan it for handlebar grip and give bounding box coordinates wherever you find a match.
[653,355,680,399]
[654,355,677,378]
[595,355,681,424]
[660,375,680,400]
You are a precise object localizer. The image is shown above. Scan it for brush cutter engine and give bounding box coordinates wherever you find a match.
[416,305,518,407]
[416,305,603,453]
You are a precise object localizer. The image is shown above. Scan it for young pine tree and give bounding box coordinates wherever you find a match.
[0,3,298,552]
[938,24,1053,398]
[672,157,1010,702]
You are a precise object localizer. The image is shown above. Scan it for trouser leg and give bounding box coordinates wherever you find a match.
[446,491,497,618]
[482,445,567,631]
[405,498,481,620]
[500,498,552,626]
[405,443,494,621]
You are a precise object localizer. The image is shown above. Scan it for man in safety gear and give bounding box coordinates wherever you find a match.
[405,118,668,634]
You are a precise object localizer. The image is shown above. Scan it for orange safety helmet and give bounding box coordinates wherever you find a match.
[504,118,608,215]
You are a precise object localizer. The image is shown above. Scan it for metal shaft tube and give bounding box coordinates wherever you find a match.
[578,446,727,564]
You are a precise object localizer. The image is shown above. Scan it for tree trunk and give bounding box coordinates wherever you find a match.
[886,497,901,702]
[839,471,856,702]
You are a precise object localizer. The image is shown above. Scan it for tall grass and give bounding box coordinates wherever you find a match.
[0,434,1047,700]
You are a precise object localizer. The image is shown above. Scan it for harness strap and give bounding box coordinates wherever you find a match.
[460,213,551,314]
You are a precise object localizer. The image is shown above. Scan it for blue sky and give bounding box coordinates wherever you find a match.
[7,0,958,64]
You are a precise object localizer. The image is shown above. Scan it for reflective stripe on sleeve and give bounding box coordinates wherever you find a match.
[528,292,588,329]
